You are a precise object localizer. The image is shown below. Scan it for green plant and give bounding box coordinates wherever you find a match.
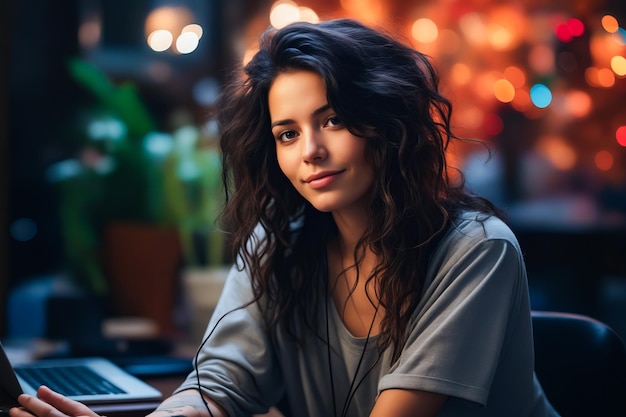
[52,58,226,295]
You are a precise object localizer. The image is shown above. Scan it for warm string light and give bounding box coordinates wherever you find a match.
[144,6,203,54]
[255,2,625,177]
[270,1,319,29]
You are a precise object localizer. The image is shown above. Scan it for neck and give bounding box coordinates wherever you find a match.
[331,206,370,257]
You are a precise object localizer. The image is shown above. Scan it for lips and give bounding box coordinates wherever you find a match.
[303,170,345,189]
[304,170,344,183]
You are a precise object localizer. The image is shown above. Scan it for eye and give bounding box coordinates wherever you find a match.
[276,130,298,142]
[324,115,343,128]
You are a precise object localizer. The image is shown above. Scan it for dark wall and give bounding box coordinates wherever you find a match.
[8,0,83,284]
[1,0,11,337]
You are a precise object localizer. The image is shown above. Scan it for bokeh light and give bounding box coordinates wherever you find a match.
[450,63,472,86]
[145,6,202,53]
[564,90,592,118]
[484,113,504,136]
[298,7,320,23]
[182,24,203,39]
[601,15,619,33]
[176,31,200,54]
[611,55,626,76]
[412,18,439,43]
[536,135,577,170]
[595,150,614,171]
[270,1,300,28]
[10,218,38,242]
[597,67,616,87]
[459,12,487,46]
[493,78,516,103]
[148,30,173,52]
[270,1,319,28]
[530,84,552,108]
[503,66,526,88]
[78,19,101,48]
[616,126,626,147]
[528,44,555,75]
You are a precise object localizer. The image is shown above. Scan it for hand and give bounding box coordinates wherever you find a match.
[9,386,101,417]
[146,389,226,417]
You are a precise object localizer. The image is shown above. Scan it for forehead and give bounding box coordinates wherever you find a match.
[268,70,327,118]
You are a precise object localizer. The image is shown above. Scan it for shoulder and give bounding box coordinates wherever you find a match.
[425,210,524,287]
[442,210,520,252]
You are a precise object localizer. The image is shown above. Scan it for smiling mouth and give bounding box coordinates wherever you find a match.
[304,170,345,189]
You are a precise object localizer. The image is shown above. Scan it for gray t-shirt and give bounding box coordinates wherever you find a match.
[175,211,560,417]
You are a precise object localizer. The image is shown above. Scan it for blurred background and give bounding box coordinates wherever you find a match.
[2,0,626,351]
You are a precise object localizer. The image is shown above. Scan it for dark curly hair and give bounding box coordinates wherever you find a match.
[216,18,502,361]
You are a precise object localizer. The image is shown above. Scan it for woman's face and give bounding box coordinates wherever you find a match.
[269,70,375,215]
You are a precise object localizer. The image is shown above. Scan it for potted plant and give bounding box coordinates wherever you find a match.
[49,58,230,336]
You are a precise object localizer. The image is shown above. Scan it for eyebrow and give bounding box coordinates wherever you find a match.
[270,103,332,128]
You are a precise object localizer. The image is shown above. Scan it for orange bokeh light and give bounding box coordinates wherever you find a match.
[595,150,614,171]
[536,136,577,171]
[493,79,516,103]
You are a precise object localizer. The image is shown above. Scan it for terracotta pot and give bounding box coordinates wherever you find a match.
[101,222,182,335]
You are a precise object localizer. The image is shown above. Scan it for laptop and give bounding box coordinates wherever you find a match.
[0,340,162,413]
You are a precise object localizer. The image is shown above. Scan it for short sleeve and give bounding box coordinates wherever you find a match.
[378,221,527,405]
[174,263,284,416]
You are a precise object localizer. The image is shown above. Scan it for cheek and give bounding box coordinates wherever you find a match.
[276,149,297,182]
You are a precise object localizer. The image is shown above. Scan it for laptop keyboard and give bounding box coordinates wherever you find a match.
[15,365,126,397]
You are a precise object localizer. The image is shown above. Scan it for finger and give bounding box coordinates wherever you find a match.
[16,393,61,417]
[9,405,37,417]
[35,387,98,417]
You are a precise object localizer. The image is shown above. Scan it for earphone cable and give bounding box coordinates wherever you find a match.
[339,305,378,417]
[325,276,339,417]
[194,308,238,417]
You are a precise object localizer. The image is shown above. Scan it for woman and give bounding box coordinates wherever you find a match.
[11,18,559,417]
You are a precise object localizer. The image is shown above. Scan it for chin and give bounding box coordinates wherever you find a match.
[306,198,342,213]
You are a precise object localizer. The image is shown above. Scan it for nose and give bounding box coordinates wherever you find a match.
[302,128,327,163]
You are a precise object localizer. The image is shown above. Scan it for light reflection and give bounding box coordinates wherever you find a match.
[144,6,201,54]
[597,67,616,87]
[595,150,614,171]
[148,30,173,52]
[530,84,552,108]
[411,18,438,43]
[182,24,203,39]
[269,1,320,28]
[486,5,526,51]
[78,19,100,48]
[511,88,532,112]
[298,7,319,23]
[10,218,38,243]
[601,15,619,33]
[270,1,300,29]
[564,90,592,118]
[503,66,526,89]
[450,63,472,86]
[610,55,626,76]
[536,136,576,170]
[493,79,515,103]
[528,44,555,75]
[458,12,487,46]
[144,132,174,158]
[616,126,626,147]
[176,31,200,54]
[487,23,514,50]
